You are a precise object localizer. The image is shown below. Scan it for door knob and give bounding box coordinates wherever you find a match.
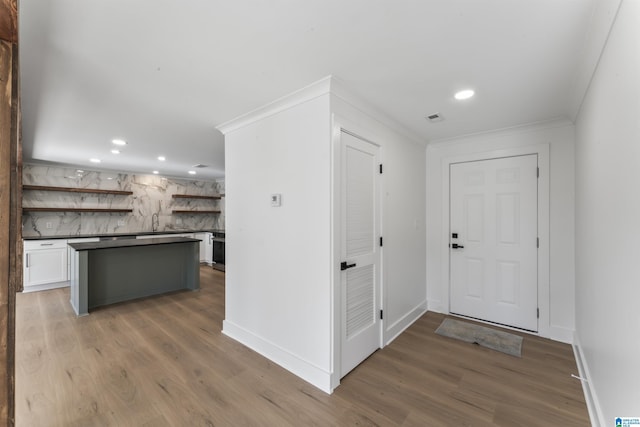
[341,261,356,271]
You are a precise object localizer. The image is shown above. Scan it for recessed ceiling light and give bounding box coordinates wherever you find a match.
[454,89,475,100]
[157,156,166,161]
[89,158,101,163]
[111,149,120,154]
[76,169,84,173]
[107,177,113,180]
[153,171,159,175]
[188,170,196,175]
[112,139,127,146]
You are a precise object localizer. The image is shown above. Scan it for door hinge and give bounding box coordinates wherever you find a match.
[537,237,539,248]
[379,164,383,174]
[379,237,383,247]
[537,308,540,319]
[537,167,539,178]
[380,309,384,320]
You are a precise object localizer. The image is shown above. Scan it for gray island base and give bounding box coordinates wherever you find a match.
[68,237,200,316]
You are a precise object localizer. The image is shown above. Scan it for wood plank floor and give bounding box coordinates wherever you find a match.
[16,267,589,426]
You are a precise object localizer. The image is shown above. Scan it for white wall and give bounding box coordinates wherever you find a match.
[426,122,576,342]
[331,94,427,346]
[574,0,640,422]
[220,77,427,392]
[222,94,334,391]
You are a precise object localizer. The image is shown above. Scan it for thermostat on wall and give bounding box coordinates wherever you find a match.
[271,194,282,207]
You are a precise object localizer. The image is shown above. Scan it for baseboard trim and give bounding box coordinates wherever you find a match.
[384,302,427,346]
[427,299,444,313]
[547,325,575,344]
[573,334,605,427]
[222,320,333,394]
[22,280,69,293]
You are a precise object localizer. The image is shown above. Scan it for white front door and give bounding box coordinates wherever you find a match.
[340,131,381,377]
[450,155,538,331]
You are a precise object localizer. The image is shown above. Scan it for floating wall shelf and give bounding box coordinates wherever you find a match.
[172,194,222,200]
[171,210,221,214]
[23,185,133,195]
[23,208,133,213]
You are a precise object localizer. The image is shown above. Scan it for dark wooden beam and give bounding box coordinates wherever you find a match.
[1,0,18,424]
[0,0,17,43]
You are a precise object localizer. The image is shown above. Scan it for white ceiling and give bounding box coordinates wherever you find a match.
[19,0,598,181]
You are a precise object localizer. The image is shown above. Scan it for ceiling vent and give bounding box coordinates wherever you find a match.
[192,164,208,168]
[425,113,444,122]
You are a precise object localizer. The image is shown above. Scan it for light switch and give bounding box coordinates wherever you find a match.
[271,194,282,207]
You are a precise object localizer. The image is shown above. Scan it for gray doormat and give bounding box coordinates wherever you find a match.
[435,318,523,357]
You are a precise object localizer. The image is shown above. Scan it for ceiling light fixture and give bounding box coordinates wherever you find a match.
[111,149,120,154]
[157,156,166,161]
[153,171,159,175]
[112,139,127,146]
[188,170,196,175]
[454,89,475,100]
[76,169,84,173]
[89,158,101,163]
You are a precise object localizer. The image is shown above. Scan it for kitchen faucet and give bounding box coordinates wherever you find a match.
[152,213,159,232]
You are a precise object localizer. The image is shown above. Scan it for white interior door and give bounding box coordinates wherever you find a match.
[340,131,381,377]
[450,155,538,331]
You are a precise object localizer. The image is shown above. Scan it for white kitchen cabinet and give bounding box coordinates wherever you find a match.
[23,239,69,292]
[195,232,212,264]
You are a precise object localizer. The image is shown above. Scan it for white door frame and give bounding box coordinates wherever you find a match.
[330,115,384,391]
[440,144,551,338]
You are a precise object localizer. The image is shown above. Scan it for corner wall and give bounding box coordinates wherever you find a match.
[426,122,576,342]
[574,0,640,422]
[222,94,334,391]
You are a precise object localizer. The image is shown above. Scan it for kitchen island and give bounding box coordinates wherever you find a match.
[68,237,200,316]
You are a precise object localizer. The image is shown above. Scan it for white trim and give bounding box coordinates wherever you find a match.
[546,325,574,345]
[330,115,341,392]
[428,118,573,146]
[573,333,605,427]
[384,303,427,345]
[216,75,426,146]
[427,299,444,313]
[439,144,552,339]
[216,76,333,134]
[222,320,334,394]
[22,280,69,293]
[330,79,425,146]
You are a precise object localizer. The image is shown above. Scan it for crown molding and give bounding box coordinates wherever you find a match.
[216,76,333,135]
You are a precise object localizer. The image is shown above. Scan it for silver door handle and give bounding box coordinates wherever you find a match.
[40,243,54,246]
[26,253,29,267]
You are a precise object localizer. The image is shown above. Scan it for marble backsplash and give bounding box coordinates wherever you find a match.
[22,164,225,237]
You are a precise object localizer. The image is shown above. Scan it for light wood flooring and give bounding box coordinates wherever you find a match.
[16,267,589,426]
